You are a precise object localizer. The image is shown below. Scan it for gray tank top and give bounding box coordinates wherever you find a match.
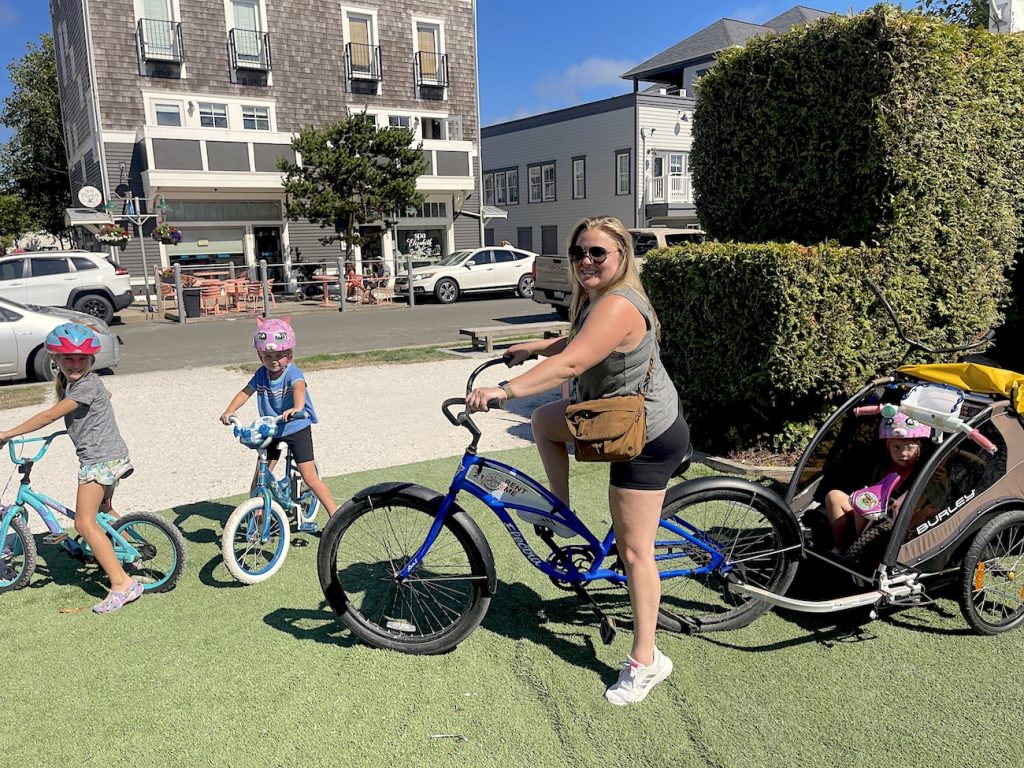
[571,287,679,441]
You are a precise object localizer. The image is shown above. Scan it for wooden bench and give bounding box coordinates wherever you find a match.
[460,321,570,353]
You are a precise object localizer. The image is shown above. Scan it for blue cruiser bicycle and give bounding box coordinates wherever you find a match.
[318,357,803,655]
[221,413,321,584]
[0,432,187,594]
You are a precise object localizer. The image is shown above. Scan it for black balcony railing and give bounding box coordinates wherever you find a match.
[137,18,184,63]
[229,29,272,71]
[414,51,449,88]
[345,42,382,81]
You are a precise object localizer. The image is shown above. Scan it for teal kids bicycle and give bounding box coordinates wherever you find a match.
[221,413,321,584]
[0,431,187,594]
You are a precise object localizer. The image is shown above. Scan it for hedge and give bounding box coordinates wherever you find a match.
[643,242,912,450]
[690,5,1021,356]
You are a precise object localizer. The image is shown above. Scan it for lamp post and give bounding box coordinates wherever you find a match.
[105,192,172,315]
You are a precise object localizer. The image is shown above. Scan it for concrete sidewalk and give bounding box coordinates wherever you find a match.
[3,356,548,531]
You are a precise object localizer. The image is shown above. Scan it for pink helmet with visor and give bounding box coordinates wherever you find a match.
[879,412,930,440]
[253,318,296,352]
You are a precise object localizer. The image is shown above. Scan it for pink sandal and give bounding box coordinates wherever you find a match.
[92,579,143,614]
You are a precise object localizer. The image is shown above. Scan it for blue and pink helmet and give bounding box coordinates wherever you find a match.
[45,323,101,356]
[879,412,930,440]
[253,318,296,353]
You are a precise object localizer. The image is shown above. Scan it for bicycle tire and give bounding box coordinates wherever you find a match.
[656,481,801,633]
[0,517,36,592]
[222,497,290,585]
[113,512,187,593]
[318,493,493,654]
[844,518,894,567]
[959,509,1024,635]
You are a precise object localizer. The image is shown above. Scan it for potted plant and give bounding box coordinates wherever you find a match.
[152,222,183,245]
[96,223,130,249]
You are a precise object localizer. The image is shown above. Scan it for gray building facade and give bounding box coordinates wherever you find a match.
[51,0,482,287]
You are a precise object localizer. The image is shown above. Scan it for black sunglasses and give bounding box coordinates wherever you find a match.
[568,245,620,264]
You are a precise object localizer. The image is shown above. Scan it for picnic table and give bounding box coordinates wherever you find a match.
[459,321,570,353]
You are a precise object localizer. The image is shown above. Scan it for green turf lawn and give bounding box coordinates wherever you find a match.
[1,447,1020,767]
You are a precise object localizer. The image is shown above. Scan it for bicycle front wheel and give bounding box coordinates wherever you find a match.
[656,482,800,633]
[113,512,187,593]
[318,493,493,654]
[0,517,36,593]
[221,497,290,585]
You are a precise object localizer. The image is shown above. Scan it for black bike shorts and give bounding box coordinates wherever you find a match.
[609,410,690,491]
[266,426,315,464]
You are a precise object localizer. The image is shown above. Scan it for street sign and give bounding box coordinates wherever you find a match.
[78,186,102,208]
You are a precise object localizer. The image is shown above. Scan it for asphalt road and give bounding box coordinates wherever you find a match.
[114,295,558,374]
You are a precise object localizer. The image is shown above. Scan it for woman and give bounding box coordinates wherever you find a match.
[466,216,690,705]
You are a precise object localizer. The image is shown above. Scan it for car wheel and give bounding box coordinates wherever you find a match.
[72,294,114,324]
[434,278,459,304]
[31,348,56,382]
[516,274,535,299]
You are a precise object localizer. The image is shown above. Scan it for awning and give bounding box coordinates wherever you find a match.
[459,204,508,227]
[65,207,112,231]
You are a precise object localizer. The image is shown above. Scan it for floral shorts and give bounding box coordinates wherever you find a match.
[78,457,132,486]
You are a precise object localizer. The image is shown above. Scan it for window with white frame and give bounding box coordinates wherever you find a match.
[415,20,443,83]
[483,173,494,206]
[242,105,270,130]
[615,151,630,195]
[572,156,585,199]
[494,171,506,206]
[506,169,519,205]
[542,163,555,201]
[345,11,377,77]
[389,115,411,129]
[155,102,182,126]
[528,166,542,203]
[198,102,229,128]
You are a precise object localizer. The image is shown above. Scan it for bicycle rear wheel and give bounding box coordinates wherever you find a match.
[656,481,800,633]
[959,509,1024,635]
[221,497,290,584]
[318,493,493,654]
[0,518,36,592]
[113,512,187,592]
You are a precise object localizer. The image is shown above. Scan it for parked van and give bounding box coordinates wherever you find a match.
[531,226,706,318]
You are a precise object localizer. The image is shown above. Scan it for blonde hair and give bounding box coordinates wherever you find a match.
[567,216,660,338]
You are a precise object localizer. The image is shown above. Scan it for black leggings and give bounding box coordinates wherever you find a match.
[609,409,690,491]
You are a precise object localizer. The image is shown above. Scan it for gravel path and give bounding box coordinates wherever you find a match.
[2,356,551,532]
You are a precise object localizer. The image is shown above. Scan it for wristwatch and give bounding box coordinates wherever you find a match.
[498,380,515,401]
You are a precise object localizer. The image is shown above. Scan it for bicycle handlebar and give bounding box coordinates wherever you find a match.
[443,354,540,447]
[229,411,308,450]
[5,432,68,465]
[853,403,997,454]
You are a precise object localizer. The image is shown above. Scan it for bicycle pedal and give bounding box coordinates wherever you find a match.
[43,532,69,546]
[297,522,320,534]
[599,616,617,645]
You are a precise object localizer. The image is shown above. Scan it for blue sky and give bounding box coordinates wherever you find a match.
[0,0,902,142]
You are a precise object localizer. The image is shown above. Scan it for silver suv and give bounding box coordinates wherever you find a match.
[0,250,134,323]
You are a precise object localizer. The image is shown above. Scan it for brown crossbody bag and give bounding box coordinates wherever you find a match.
[564,353,654,463]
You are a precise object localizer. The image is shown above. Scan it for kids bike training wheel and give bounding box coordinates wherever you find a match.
[318,494,494,654]
[221,497,290,585]
[656,482,800,633]
[113,512,187,592]
[0,517,36,593]
[959,509,1024,635]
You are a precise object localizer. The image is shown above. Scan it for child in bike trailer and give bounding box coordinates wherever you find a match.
[0,323,141,614]
[219,317,337,519]
[825,411,930,551]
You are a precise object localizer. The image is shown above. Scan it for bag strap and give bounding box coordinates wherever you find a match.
[637,348,655,396]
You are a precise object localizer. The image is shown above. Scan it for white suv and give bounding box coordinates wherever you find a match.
[0,250,133,323]
[394,246,537,304]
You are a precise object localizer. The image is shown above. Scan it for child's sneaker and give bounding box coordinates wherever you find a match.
[604,648,673,705]
[515,510,574,538]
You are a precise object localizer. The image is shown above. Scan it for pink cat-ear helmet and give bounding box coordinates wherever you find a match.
[253,318,296,352]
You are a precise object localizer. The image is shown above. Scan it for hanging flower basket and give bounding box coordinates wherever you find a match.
[152,222,183,245]
[96,223,130,249]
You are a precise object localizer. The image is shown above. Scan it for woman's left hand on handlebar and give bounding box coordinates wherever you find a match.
[466,386,505,413]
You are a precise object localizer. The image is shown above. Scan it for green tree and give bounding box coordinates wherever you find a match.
[0,194,30,252]
[916,0,990,28]
[0,34,71,242]
[279,115,427,261]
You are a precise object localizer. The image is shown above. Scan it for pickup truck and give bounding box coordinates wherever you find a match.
[531,226,705,318]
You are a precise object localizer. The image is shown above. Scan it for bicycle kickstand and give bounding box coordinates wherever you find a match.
[571,584,617,645]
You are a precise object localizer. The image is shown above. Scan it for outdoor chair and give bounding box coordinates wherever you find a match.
[200,284,224,316]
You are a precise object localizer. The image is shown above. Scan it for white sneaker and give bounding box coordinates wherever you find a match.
[515,510,575,538]
[604,648,673,706]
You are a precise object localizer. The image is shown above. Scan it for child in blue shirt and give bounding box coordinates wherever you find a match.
[220,317,336,518]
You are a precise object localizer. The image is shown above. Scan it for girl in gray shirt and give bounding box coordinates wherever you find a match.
[0,322,139,614]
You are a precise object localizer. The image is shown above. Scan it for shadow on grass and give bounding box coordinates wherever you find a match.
[262,600,360,648]
[196,552,249,589]
[169,500,235,545]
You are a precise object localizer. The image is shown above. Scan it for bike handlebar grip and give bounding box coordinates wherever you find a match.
[969,429,998,454]
[854,405,882,416]
[487,398,504,411]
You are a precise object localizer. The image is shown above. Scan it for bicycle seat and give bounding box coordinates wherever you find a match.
[112,462,134,483]
[672,444,694,478]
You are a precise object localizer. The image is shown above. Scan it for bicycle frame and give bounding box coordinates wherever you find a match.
[0,434,145,563]
[396,450,726,587]
[251,448,300,534]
